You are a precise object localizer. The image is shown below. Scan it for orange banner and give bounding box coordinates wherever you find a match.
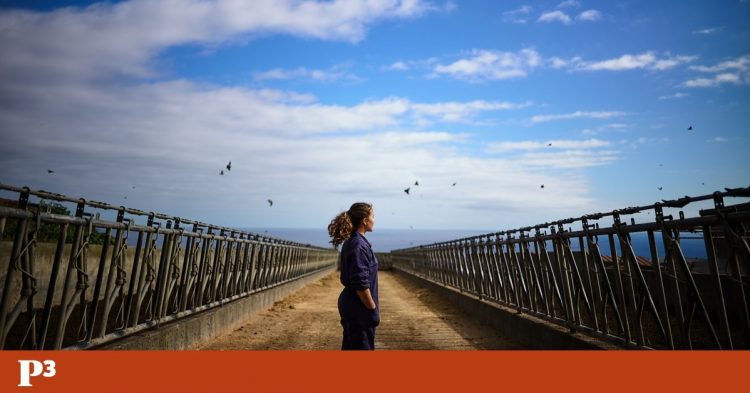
[1,351,748,392]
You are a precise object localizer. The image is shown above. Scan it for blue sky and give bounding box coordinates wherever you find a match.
[0,0,748,231]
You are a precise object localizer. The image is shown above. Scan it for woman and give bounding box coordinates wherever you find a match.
[328,202,379,350]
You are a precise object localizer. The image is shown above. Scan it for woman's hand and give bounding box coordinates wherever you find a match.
[356,288,377,310]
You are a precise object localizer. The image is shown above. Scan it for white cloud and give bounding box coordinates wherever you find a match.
[0,0,438,83]
[709,137,728,143]
[684,55,750,88]
[573,52,696,71]
[683,78,715,88]
[538,10,572,24]
[410,100,531,124]
[576,9,602,21]
[581,123,630,135]
[432,48,541,82]
[531,111,627,124]
[253,66,364,83]
[684,73,744,88]
[583,52,656,70]
[385,61,410,71]
[538,7,601,24]
[689,55,750,73]
[0,80,600,229]
[557,0,581,8]
[658,92,689,100]
[405,49,694,81]
[606,123,629,129]
[253,69,293,81]
[486,138,610,153]
[547,56,571,69]
[254,89,318,104]
[0,0,614,230]
[0,80,528,138]
[502,5,533,24]
[485,138,620,169]
[651,56,698,70]
[485,141,544,153]
[618,137,669,149]
[692,26,724,35]
[518,149,619,169]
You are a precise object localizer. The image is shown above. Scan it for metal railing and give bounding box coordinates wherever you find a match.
[0,183,337,350]
[391,187,750,349]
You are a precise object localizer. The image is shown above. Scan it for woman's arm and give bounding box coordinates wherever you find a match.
[356,288,377,310]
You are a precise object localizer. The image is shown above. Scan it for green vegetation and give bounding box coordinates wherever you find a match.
[2,201,113,245]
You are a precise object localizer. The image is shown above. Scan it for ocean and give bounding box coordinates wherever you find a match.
[110,226,708,260]
[244,228,489,252]
[246,227,709,259]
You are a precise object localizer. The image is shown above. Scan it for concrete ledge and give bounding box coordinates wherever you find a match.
[98,267,337,350]
[392,267,620,350]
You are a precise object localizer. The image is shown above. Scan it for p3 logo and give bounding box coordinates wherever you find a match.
[17,360,56,387]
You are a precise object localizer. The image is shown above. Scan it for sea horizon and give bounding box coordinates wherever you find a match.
[244,227,709,259]
[244,227,492,252]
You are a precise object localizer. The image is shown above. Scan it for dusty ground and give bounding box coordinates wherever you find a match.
[198,270,522,350]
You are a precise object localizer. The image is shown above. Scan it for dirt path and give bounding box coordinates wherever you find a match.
[198,270,522,350]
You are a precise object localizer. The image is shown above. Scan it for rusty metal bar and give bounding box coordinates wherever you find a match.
[391,186,750,349]
[0,184,336,350]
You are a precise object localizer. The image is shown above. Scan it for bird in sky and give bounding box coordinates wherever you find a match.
[404,187,410,195]
[226,161,232,171]
[701,182,705,185]
[414,181,419,186]
[47,169,54,174]
[452,182,457,186]
[540,184,545,189]
[547,143,552,147]
[658,163,663,167]
[131,186,136,189]
[267,199,273,207]
[687,125,693,131]
[220,170,224,175]
[658,187,663,190]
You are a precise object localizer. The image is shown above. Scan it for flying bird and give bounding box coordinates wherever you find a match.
[540,184,545,189]
[226,161,232,171]
[132,186,136,189]
[404,187,410,195]
[547,143,552,147]
[414,181,419,186]
[658,187,663,190]
[267,199,273,207]
[47,169,54,174]
[452,182,457,186]
[220,170,224,175]
[687,125,693,131]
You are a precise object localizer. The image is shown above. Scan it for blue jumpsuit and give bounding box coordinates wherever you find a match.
[338,231,379,350]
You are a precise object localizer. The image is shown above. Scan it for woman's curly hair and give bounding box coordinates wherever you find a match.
[328,202,372,248]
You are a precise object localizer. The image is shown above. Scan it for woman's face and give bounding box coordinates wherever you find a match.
[362,210,375,233]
